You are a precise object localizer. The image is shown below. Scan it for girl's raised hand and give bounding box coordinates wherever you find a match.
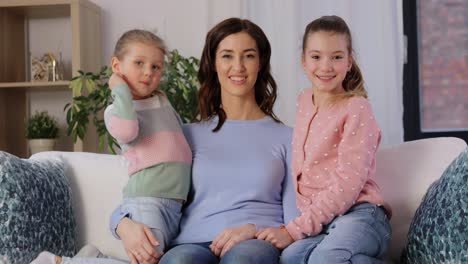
[209,224,256,257]
[116,217,162,264]
[108,72,127,89]
[256,226,294,250]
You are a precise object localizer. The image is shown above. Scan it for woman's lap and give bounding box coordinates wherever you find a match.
[159,242,217,264]
[160,239,280,264]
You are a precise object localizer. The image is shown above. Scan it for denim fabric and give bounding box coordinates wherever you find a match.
[160,239,280,264]
[281,202,391,264]
[121,197,182,253]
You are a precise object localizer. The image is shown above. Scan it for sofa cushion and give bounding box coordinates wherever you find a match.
[0,151,76,263]
[31,151,129,260]
[401,147,467,264]
[373,137,466,263]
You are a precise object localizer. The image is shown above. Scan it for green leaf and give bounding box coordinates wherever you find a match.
[70,78,84,97]
[84,78,97,93]
[25,111,59,139]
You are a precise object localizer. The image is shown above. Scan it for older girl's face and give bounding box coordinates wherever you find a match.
[302,31,352,95]
[215,32,260,100]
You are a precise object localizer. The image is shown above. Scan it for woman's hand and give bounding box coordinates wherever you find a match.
[209,224,256,257]
[116,217,162,264]
[108,72,127,89]
[256,226,294,250]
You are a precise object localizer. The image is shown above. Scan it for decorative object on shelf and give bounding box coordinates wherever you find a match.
[31,52,64,82]
[64,49,200,154]
[31,55,48,82]
[25,111,60,155]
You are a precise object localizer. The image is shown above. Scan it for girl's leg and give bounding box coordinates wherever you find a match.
[220,239,280,264]
[280,235,325,264]
[121,197,183,254]
[32,245,129,264]
[306,203,391,264]
[32,254,129,264]
[159,243,218,264]
[61,257,128,264]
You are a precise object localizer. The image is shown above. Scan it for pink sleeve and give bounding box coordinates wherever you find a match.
[286,98,381,240]
[106,116,139,144]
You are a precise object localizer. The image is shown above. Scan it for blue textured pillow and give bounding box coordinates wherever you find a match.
[0,151,76,264]
[402,148,467,264]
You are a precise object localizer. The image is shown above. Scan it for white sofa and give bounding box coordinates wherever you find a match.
[31,137,467,263]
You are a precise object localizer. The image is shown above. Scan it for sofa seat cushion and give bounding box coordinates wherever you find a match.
[402,147,467,263]
[0,151,76,264]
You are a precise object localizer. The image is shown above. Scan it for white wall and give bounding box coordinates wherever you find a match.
[29,0,404,151]
[94,0,243,63]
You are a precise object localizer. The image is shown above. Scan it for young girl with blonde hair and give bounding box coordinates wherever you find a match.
[32,29,191,264]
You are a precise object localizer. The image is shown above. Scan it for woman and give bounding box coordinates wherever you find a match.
[115,17,297,264]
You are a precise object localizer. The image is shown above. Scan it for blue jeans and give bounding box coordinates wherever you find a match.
[160,239,280,264]
[121,197,182,253]
[280,203,391,264]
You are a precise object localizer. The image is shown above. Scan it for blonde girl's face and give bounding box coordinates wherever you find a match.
[112,42,164,100]
[215,32,260,101]
[302,31,352,95]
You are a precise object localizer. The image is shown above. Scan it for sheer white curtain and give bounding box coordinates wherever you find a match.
[241,0,404,145]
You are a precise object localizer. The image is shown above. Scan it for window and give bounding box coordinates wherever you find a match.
[403,0,467,143]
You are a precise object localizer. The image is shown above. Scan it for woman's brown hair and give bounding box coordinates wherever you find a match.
[197,17,280,132]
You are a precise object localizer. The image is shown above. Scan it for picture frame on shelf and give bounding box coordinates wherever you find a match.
[31,52,64,82]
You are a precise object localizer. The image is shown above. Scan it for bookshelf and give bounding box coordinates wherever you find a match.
[0,0,101,157]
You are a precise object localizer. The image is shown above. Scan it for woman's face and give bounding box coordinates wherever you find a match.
[215,32,260,101]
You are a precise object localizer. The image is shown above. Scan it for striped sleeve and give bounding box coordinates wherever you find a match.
[104,84,139,144]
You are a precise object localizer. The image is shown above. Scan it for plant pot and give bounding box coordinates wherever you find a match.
[29,139,56,155]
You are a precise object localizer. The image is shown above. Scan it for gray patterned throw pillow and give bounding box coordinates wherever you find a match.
[0,151,76,264]
[402,147,467,264]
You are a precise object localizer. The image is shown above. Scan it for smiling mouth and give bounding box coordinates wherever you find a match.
[229,76,247,82]
[140,81,150,86]
[316,75,335,81]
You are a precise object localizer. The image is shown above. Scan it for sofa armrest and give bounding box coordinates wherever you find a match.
[373,137,466,262]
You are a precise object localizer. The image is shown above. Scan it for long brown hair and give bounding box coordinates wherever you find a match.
[198,17,280,132]
[302,15,367,100]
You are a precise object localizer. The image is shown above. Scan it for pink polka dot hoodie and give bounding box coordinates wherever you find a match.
[286,88,392,240]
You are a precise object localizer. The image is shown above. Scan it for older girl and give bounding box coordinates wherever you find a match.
[257,15,392,264]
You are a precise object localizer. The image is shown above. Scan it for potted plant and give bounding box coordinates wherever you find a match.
[64,49,200,153]
[25,111,59,154]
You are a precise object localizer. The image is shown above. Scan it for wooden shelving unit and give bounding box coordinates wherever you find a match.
[0,0,102,157]
[0,81,70,88]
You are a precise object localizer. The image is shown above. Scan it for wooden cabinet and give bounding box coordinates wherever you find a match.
[0,0,101,157]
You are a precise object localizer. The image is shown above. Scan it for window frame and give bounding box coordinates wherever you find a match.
[403,0,467,143]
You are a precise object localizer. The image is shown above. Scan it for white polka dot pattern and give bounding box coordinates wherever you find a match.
[286,88,390,241]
